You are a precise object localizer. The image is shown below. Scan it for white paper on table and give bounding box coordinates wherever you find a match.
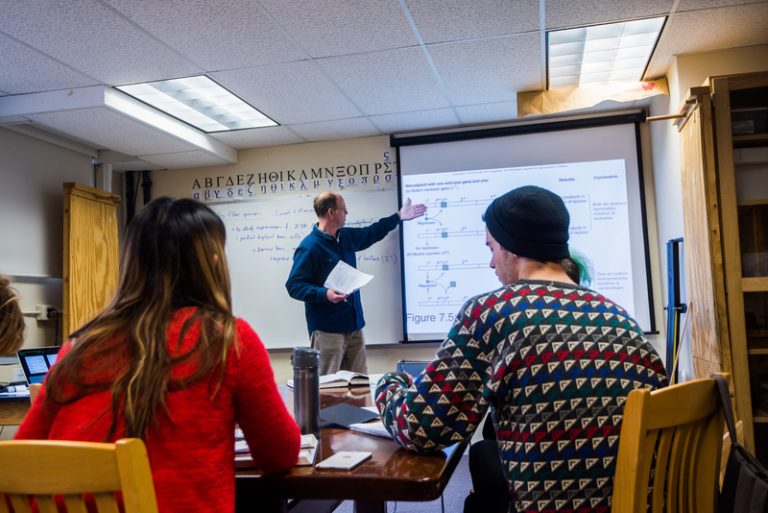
[349,419,392,439]
[324,260,373,295]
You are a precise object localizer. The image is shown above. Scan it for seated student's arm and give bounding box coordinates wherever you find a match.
[233,320,301,472]
[285,246,328,303]
[375,297,497,451]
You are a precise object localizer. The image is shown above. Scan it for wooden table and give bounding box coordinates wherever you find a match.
[235,387,467,513]
[0,395,30,425]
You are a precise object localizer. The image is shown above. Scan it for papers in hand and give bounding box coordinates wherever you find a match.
[287,370,370,389]
[324,260,373,295]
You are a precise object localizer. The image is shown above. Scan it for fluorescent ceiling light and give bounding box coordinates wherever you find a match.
[548,17,665,88]
[116,75,277,133]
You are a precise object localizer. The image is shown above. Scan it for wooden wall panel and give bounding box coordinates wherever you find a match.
[62,183,120,340]
[678,90,730,379]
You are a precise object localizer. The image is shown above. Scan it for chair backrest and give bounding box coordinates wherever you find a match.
[0,438,158,513]
[611,374,726,513]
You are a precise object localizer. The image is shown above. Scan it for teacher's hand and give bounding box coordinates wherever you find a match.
[398,198,427,221]
[326,289,348,304]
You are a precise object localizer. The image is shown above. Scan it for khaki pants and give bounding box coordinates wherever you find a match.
[310,329,368,375]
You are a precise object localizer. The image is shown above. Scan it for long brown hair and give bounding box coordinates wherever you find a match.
[46,197,236,439]
[0,275,25,356]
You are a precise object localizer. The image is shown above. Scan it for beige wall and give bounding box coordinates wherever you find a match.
[0,127,96,439]
[0,128,94,356]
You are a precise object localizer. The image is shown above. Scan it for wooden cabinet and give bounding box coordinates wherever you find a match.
[62,183,121,341]
[678,71,768,463]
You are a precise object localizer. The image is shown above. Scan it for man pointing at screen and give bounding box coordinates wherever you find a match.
[286,191,426,375]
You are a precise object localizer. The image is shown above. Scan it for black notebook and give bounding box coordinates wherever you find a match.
[319,402,380,429]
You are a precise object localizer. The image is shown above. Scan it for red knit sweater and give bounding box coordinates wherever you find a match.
[16,308,300,513]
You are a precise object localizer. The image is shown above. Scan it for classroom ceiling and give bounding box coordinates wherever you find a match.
[0,0,767,171]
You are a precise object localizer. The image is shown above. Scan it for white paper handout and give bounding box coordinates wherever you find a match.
[324,260,373,295]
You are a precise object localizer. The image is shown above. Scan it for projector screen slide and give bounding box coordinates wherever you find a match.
[396,120,653,341]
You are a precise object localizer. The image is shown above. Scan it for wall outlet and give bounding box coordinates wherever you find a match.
[34,304,50,321]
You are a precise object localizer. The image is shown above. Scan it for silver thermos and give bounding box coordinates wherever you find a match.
[292,347,320,435]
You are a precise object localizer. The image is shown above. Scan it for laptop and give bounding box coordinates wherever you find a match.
[17,346,60,385]
[395,359,429,378]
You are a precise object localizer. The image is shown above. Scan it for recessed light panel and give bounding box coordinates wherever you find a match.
[117,75,277,132]
[548,17,665,88]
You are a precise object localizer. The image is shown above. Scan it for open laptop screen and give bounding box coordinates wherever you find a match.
[17,346,60,385]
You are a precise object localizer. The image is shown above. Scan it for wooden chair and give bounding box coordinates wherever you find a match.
[611,375,726,513]
[0,438,158,513]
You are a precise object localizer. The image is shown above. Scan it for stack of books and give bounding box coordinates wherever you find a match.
[287,370,369,389]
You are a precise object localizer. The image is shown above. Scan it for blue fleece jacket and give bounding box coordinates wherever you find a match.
[286,213,400,335]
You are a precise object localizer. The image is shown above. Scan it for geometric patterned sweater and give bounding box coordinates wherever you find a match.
[376,280,667,513]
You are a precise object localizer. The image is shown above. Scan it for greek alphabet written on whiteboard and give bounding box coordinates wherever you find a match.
[192,161,395,203]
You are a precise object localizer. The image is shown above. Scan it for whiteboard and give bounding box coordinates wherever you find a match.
[210,189,403,349]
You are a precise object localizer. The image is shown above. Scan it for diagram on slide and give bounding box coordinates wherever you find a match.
[400,160,639,338]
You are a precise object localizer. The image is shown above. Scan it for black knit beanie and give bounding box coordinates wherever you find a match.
[483,185,570,261]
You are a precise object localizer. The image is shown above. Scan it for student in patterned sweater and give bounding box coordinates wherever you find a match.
[16,198,301,513]
[376,186,667,513]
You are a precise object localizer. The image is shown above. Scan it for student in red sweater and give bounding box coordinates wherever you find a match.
[16,197,300,513]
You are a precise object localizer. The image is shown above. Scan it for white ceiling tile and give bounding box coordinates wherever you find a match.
[407,0,540,43]
[289,117,380,141]
[28,109,196,155]
[677,0,764,10]
[429,35,543,105]
[455,101,519,124]
[211,61,361,124]
[317,47,451,114]
[0,34,98,94]
[545,0,675,30]
[103,0,307,69]
[646,3,768,78]
[258,0,417,57]
[210,126,305,149]
[140,151,234,169]
[369,108,460,134]
[0,0,201,85]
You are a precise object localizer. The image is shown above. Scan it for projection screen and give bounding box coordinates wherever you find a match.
[394,113,654,342]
